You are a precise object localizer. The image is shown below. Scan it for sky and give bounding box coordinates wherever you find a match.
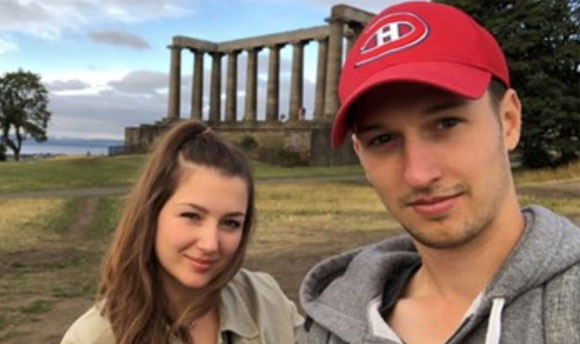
[0,0,408,141]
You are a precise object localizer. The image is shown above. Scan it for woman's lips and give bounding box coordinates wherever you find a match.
[184,255,217,272]
[408,193,462,218]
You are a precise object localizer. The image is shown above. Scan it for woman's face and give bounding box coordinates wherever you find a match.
[155,163,247,291]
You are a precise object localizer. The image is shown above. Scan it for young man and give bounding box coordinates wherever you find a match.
[299,2,580,344]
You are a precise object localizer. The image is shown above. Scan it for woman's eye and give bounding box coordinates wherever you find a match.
[180,212,200,221]
[221,219,242,230]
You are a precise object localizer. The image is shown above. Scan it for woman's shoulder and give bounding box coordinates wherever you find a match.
[60,303,116,344]
[226,269,288,303]
[220,269,303,341]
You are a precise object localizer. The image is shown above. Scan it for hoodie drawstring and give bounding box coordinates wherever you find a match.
[485,298,506,344]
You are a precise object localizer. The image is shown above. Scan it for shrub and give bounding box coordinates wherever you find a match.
[238,135,258,152]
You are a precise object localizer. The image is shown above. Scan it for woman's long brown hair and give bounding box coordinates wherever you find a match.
[98,120,255,343]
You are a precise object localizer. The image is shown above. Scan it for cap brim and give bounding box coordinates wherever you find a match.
[331,61,492,148]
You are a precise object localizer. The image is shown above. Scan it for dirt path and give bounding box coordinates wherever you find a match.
[66,197,100,242]
[0,197,102,344]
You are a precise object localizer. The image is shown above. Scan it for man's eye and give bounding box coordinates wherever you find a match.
[369,133,394,146]
[437,117,461,129]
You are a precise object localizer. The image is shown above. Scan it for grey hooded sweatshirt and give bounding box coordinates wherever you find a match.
[299,206,580,344]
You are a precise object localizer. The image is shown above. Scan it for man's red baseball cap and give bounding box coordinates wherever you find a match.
[331,1,510,148]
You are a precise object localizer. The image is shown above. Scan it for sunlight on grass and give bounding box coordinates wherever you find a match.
[514,161,580,185]
[519,195,580,215]
[253,162,363,179]
[252,182,400,255]
[0,198,80,251]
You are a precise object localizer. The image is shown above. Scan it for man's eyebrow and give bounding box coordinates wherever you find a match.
[423,99,468,115]
[352,123,384,135]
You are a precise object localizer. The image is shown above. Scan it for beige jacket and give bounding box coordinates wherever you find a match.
[61,269,303,344]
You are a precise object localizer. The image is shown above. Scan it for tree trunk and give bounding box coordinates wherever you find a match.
[14,127,22,161]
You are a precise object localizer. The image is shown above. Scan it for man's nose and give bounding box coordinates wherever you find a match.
[402,137,442,188]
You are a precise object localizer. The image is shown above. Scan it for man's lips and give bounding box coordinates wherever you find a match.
[406,193,463,217]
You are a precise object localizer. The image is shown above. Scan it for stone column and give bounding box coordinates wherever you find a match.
[324,18,344,119]
[314,38,328,120]
[244,47,261,122]
[190,49,204,120]
[167,45,182,119]
[225,50,240,123]
[209,52,223,123]
[289,40,306,122]
[266,44,283,122]
[346,22,364,54]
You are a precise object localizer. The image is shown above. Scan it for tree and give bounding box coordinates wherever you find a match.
[0,143,6,161]
[0,69,51,161]
[436,0,580,168]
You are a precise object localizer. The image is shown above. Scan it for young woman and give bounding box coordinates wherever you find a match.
[61,120,303,343]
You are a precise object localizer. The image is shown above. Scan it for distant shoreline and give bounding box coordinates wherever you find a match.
[8,144,114,157]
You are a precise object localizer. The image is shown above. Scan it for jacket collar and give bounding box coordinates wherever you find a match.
[218,282,259,339]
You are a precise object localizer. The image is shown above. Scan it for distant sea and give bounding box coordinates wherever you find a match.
[13,138,124,157]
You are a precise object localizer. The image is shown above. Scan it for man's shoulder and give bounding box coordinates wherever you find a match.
[544,262,580,344]
[60,304,115,344]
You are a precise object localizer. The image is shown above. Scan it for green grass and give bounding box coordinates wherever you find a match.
[0,155,145,193]
[0,155,363,193]
[1,153,577,194]
[88,196,124,241]
[46,197,83,235]
[19,299,53,315]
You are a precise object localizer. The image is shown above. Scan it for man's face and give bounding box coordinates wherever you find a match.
[352,83,521,249]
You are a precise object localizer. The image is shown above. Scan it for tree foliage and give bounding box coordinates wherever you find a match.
[0,69,51,161]
[436,0,580,168]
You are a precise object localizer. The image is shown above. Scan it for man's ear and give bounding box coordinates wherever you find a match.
[351,133,373,184]
[499,89,522,152]
[352,133,362,156]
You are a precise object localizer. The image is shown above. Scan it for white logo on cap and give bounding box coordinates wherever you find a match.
[356,12,429,67]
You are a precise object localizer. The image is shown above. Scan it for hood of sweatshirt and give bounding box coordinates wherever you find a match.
[299,206,580,343]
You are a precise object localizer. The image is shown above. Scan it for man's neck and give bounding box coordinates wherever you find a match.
[409,197,525,302]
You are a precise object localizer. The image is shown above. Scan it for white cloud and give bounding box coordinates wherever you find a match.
[0,37,18,55]
[0,0,196,40]
[47,79,90,92]
[42,70,127,97]
[88,30,150,50]
[248,0,424,14]
[308,0,405,13]
[108,70,167,94]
